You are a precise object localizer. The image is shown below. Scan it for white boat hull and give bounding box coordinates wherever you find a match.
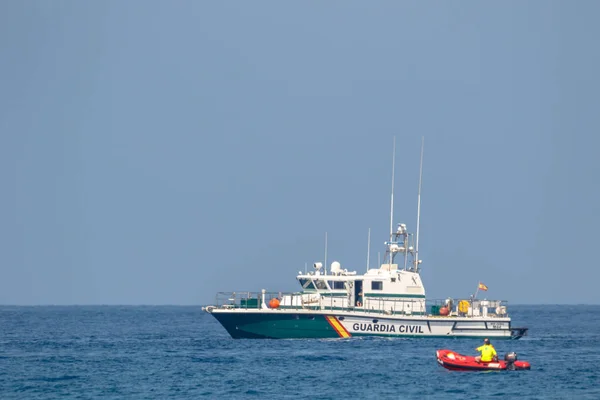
[206,308,527,339]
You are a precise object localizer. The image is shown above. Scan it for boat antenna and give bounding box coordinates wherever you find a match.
[324,232,328,276]
[389,136,396,267]
[414,137,424,272]
[366,228,371,272]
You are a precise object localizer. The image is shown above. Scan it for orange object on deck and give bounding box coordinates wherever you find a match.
[439,306,449,316]
[269,298,280,309]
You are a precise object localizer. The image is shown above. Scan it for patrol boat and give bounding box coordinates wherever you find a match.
[203,139,528,340]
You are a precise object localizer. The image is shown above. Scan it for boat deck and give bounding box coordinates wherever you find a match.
[208,291,513,319]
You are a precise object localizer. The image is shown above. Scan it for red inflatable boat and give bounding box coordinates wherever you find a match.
[436,349,531,371]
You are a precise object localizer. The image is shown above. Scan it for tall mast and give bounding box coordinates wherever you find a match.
[324,232,328,275]
[389,137,396,241]
[366,228,371,272]
[414,137,424,272]
[389,136,396,266]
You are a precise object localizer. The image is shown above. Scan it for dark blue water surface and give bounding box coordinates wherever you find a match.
[1,305,599,399]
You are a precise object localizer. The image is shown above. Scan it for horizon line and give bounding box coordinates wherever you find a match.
[1,303,600,307]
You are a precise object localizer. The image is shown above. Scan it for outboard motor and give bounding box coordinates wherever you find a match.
[504,352,518,370]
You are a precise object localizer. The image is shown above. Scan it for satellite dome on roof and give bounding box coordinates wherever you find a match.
[330,261,341,274]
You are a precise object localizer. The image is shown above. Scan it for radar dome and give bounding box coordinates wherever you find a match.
[330,261,341,274]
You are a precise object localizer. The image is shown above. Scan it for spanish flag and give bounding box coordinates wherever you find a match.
[478,282,488,291]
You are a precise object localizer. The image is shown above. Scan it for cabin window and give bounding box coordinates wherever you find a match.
[371,281,383,290]
[315,280,328,290]
[328,281,345,290]
[300,279,315,289]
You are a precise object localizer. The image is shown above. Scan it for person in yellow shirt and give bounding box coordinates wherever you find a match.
[475,338,498,363]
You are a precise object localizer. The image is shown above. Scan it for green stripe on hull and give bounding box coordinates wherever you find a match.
[211,312,339,339]
[352,333,515,339]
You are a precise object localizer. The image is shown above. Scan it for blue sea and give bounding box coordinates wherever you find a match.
[1,305,598,399]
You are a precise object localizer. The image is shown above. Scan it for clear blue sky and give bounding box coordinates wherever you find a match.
[2,1,599,305]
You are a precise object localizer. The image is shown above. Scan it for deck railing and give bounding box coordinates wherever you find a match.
[212,291,509,318]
